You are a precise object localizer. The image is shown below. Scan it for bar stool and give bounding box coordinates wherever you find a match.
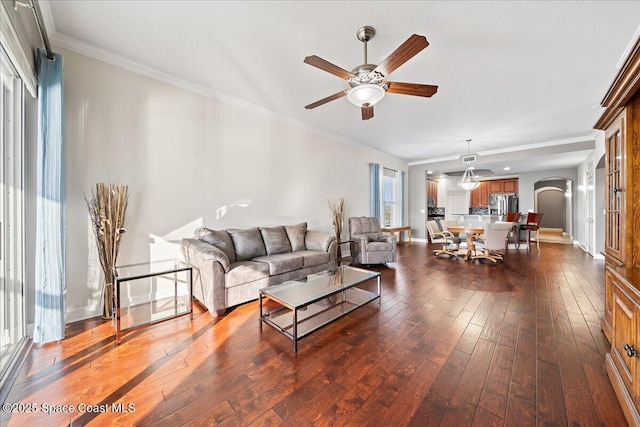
[520,212,544,251]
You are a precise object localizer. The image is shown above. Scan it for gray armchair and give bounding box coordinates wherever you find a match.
[348,217,397,265]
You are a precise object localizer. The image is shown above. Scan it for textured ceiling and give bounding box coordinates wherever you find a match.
[42,1,640,174]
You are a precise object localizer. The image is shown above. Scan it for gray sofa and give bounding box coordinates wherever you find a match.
[181,222,337,316]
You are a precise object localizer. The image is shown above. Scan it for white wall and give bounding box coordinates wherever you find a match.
[60,47,406,322]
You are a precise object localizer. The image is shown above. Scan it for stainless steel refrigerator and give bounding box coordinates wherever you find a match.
[489,194,518,216]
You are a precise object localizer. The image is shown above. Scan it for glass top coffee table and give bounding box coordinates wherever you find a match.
[259,265,381,352]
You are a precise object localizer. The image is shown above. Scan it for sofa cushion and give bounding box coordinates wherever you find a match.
[350,217,382,235]
[285,222,307,252]
[196,228,236,263]
[296,250,331,268]
[225,261,270,288]
[366,241,394,252]
[305,230,334,252]
[227,227,267,261]
[259,226,292,255]
[253,253,304,275]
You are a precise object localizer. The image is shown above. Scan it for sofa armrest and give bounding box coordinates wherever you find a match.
[352,234,370,244]
[305,230,335,252]
[181,238,230,272]
[379,233,398,244]
[181,238,228,316]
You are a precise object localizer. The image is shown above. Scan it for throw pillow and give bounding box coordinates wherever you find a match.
[305,230,334,251]
[259,226,292,255]
[285,222,307,252]
[196,228,236,263]
[227,227,267,261]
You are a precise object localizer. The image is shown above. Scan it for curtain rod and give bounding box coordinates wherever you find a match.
[14,0,54,60]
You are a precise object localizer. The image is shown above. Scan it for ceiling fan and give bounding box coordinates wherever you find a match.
[304,26,438,120]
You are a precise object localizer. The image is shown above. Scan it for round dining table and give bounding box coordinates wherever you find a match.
[446,226,485,260]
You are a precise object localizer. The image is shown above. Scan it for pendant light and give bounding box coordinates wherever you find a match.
[458,139,480,191]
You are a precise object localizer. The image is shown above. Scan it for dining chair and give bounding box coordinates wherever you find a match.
[504,212,521,222]
[520,212,544,251]
[502,212,520,246]
[471,222,512,264]
[426,220,460,258]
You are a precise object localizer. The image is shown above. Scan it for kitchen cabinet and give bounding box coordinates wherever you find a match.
[503,179,518,193]
[427,179,438,207]
[594,35,640,426]
[480,182,489,206]
[487,179,518,195]
[488,180,503,194]
[470,181,487,207]
[470,179,519,208]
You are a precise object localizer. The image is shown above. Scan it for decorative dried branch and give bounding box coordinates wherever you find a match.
[86,183,129,319]
[328,198,345,242]
[328,198,345,265]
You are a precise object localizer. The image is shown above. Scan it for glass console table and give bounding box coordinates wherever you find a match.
[113,259,192,344]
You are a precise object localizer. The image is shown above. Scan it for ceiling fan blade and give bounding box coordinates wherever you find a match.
[386,81,438,97]
[304,90,347,109]
[361,104,374,120]
[304,55,355,80]
[373,34,429,77]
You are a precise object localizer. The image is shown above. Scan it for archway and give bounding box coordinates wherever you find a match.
[534,177,573,238]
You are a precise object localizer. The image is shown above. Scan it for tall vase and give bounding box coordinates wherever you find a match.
[103,282,114,319]
[328,198,345,266]
[86,183,128,321]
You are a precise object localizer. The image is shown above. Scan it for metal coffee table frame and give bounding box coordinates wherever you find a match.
[259,266,381,352]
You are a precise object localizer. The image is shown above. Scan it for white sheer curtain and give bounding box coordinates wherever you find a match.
[34,49,65,344]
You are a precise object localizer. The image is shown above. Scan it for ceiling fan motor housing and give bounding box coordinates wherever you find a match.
[356,26,376,42]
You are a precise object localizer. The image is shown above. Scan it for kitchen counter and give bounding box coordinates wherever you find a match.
[451,214,502,228]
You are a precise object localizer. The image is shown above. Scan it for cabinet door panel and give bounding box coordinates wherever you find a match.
[488,181,503,194]
[604,111,626,264]
[612,281,637,396]
[503,179,518,193]
[480,182,489,206]
[604,269,614,338]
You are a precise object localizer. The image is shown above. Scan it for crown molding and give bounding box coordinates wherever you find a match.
[49,32,407,167]
[408,132,597,167]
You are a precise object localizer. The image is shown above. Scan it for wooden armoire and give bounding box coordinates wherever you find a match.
[595,36,640,426]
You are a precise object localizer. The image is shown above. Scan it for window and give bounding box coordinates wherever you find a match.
[383,168,400,227]
[0,45,26,389]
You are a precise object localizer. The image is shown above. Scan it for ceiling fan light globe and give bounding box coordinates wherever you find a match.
[346,84,385,107]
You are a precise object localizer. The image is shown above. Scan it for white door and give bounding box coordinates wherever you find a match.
[446,191,466,220]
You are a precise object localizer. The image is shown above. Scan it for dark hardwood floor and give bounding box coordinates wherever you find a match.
[1,242,626,426]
